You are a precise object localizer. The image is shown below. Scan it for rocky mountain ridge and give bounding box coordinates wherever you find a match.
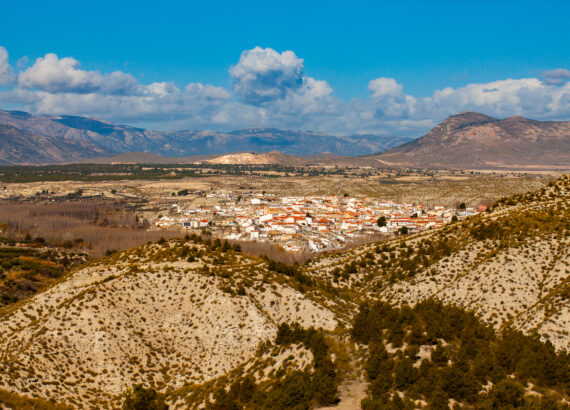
[0,110,407,164]
[0,123,107,165]
[374,111,570,169]
[2,110,569,168]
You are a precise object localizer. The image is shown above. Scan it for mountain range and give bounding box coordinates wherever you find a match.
[0,110,409,164]
[1,110,569,169]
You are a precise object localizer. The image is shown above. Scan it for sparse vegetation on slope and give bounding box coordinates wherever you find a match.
[353,300,569,409]
[0,175,568,409]
[0,387,72,410]
[122,384,168,410]
[308,174,570,350]
[204,324,340,409]
[0,235,340,408]
[0,239,87,306]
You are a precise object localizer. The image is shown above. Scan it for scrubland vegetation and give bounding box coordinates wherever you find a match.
[122,384,168,410]
[204,324,339,409]
[0,174,568,409]
[353,300,569,409]
[0,388,72,409]
[0,239,87,306]
[0,163,515,183]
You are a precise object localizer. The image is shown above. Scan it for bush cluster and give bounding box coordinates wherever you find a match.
[208,323,339,409]
[352,300,569,409]
[264,257,312,288]
[122,385,168,409]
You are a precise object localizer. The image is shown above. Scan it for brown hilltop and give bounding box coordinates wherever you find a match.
[374,112,570,169]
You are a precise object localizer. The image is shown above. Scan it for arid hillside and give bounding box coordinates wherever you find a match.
[309,174,570,350]
[0,238,344,408]
[204,151,291,165]
[0,175,568,409]
[374,112,570,169]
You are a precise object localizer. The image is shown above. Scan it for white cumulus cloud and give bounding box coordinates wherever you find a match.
[185,83,231,100]
[1,45,570,137]
[368,77,416,118]
[229,47,305,105]
[18,53,140,95]
[0,46,15,85]
[542,68,570,86]
[366,76,570,124]
[368,77,403,98]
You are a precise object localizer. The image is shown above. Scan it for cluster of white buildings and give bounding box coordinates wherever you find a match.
[154,193,485,252]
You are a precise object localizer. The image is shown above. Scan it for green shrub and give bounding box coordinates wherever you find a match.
[122,385,168,410]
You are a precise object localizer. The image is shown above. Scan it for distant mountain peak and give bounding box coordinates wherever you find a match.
[502,114,531,123]
[2,110,33,119]
[440,112,497,128]
[375,112,570,169]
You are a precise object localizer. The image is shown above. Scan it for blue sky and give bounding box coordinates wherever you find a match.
[1,0,570,135]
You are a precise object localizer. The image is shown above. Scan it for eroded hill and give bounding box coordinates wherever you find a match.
[308,174,570,350]
[0,175,568,409]
[0,239,344,408]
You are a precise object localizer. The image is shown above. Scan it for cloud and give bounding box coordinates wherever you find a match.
[143,81,179,98]
[4,78,234,131]
[229,47,304,105]
[0,46,15,85]
[18,53,140,95]
[16,56,29,69]
[368,77,416,118]
[185,83,231,100]
[225,47,342,130]
[542,68,570,85]
[2,45,570,137]
[368,77,403,98]
[430,78,569,119]
[365,76,570,124]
